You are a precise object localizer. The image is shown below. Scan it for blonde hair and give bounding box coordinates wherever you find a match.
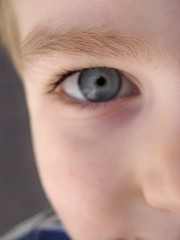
[0,0,20,63]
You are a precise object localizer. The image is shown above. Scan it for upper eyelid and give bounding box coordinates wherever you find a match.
[48,68,81,93]
[48,66,129,93]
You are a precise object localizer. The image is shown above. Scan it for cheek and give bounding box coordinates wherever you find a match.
[33,117,128,206]
[30,109,136,234]
[29,95,139,208]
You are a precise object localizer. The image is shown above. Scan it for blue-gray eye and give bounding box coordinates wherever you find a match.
[78,67,122,102]
[61,67,137,103]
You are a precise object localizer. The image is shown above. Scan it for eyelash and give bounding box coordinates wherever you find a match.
[48,67,139,111]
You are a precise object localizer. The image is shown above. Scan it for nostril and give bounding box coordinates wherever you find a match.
[142,174,180,213]
[141,171,166,210]
[142,186,165,211]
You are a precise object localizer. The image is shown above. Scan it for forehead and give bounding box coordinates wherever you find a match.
[11,0,179,42]
[12,0,180,71]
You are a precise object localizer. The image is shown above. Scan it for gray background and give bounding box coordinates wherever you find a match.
[0,47,49,235]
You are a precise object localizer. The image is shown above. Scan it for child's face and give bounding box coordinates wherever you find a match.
[12,0,180,239]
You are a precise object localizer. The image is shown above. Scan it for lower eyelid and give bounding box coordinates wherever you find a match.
[52,91,141,122]
[54,85,139,114]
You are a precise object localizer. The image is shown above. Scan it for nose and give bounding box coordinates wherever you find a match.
[139,83,180,214]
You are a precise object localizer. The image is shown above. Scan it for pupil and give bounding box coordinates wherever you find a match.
[96,77,106,87]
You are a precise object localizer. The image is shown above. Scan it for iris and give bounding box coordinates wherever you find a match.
[78,67,122,102]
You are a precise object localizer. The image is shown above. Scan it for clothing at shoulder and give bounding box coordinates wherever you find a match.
[0,208,71,240]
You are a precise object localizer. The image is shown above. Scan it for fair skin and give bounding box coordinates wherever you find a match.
[10,0,180,239]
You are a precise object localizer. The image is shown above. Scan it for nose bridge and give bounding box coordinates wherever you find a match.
[140,89,180,212]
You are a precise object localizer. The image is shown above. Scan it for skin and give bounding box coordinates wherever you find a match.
[11,0,180,239]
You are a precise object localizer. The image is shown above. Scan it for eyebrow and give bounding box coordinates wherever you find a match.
[20,24,162,66]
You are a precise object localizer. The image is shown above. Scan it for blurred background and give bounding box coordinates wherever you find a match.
[0,47,49,235]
